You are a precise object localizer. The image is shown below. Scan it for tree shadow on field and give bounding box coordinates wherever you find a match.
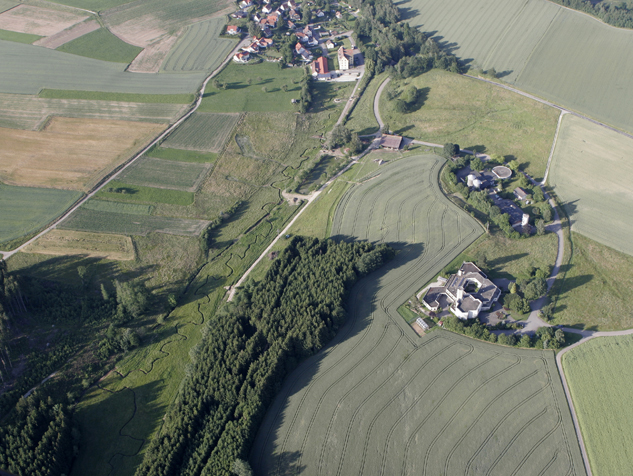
[559,199,579,227]
[265,451,306,476]
[464,145,486,154]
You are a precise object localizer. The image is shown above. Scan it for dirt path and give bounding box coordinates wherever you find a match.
[542,110,568,185]
[0,36,250,260]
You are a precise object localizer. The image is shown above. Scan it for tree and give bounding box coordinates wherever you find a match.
[232,459,253,476]
[470,156,484,171]
[394,99,408,113]
[540,203,553,222]
[509,282,518,294]
[349,133,363,154]
[404,84,418,104]
[518,334,532,348]
[329,124,352,149]
[532,186,545,202]
[508,159,519,172]
[536,219,546,236]
[381,123,390,134]
[523,277,547,301]
[443,143,460,159]
[248,22,262,38]
[114,279,149,320]
[518,174,529,189]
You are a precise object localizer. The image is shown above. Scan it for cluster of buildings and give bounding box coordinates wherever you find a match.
[233,36,275,63]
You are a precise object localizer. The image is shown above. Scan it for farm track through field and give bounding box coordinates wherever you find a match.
[252,155,585,475]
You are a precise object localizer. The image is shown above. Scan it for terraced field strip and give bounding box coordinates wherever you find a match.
[161,112,239,152]
[118,156,212,192]
[252,155,585,476]
[23,229,135,260]
[548,114,633,256]
[0,40,205,95]
[0,117,166,191]
[59,208,210,236]
[0,93,187,130]
[562,335,633,475]
[403,0,633,134]
[161,17,235,72]
[0,183,81,243]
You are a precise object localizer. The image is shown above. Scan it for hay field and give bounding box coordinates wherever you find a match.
[118,157,212,192]
[0,93,187,130]
[23,229,135,260]
[0,5,87,36]
[161,17,235,72]
[127,33,180,73]
[162,112,239,152]
[252,155,585,475]
[402,0,633,133]
[0,41,205,95]
[548,114,633,256]
[563,335,633,475]
[0,183,81,243]
[57,27,143,63]
[380,70,559,180]
[47,0,132,11]
[0,117,165,191]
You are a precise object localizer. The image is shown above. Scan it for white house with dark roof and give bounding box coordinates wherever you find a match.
[422,262,500,319]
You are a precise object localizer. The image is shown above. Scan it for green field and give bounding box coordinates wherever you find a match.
[161,17,235,72]
[38,89,194,104]
[0,28,41,44]
[57,28,143,63]
[549,114,633,256]
[118,157,211,192]
[380,70,559,180]
[59,208,209,236]
[199,62,305,113]
[146,146,217,163]
[0,41,205,95]
[47,0,132,10]
[563,335,633,475]
[345,73,386,136]
[96,180,194,206]
[0,183,81,244]
[252,155,584,475]
[161,112,239,152]
[82,199,153,215]
[402,0,633,134]
[0,92,186,130]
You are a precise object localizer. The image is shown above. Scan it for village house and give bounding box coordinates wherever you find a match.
[231,10,247,19]
[325,39,336,49]
[226,25,241,35]
[295,42,313,61]
[316,9,325,17]
[244,41,260,53]
[262,3,273,13]
[310,56,329,79]
[514,187,530,202]
[233,51,250,63]
[337,46,354,70]
[380,134,403,150]
[289,9,301,20]
[240,0,254,8]
[335,10,343,19]
[422,262,501,319]
[295,31,308,42]
[255,37,273,48]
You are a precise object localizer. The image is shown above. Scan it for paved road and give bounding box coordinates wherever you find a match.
[0,37,250,260]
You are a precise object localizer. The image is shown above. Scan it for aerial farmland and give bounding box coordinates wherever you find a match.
[1,0,633,475]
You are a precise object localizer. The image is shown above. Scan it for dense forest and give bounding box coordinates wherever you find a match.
[134,236,394,476]
[551,0,633,28]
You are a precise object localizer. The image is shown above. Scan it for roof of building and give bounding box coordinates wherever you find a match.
[227,25,239,32]
[514,187,529,200]
[311,56,329,75]
[492,165,512,179]
[423,286,445,308]
[446,262,499,307]
[380,134,403,149]
[295,42,303,52]
[456,294,481,313]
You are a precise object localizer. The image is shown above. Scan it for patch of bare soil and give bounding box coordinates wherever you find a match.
[105,13,167,47]
[34,19,99,49]
[281,191,309,206]
[127,32,181,73]
[0,4,87,36]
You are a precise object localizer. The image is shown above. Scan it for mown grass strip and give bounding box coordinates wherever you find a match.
[146,146,217,163]
[82,198,153,215]
[96,180,194,206]
[38,89,195,104]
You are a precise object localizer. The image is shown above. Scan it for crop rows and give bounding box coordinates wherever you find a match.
[405,0,633,133]
[118,156,212,192]
[161,17,235,72]
[251,155,584,475]
[162,112,239,153]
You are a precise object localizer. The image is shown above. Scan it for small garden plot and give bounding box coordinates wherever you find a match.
[161,17,236,72]
[57,27,143,63]
[118,157,211,192]
[0,5,87,36]
[0,183,81,244]
[23,229,135,260]
[60,208,209,236]
[146,146,216,163]
[162,112,239,152]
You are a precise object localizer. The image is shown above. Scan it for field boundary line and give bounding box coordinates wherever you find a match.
[0,36,250,259]
[542,110,568,184]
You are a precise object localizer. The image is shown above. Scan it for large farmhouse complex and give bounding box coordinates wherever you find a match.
[422,262,501,319]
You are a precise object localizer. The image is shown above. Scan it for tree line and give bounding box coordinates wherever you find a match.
[134,236,394,476]
[550,0,633,28]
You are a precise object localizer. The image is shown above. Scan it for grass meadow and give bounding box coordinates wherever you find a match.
[161,17,236,72]
[402,0,633,134]
[57,27,143,63]
[96,180,194,206]
[161,112,239,152]
[146,146,217,163]
[563,335,633,475]
[252,155,584,475]
[47,0,132,11]
[0,28,41,44]
[549,114,633,256]
[345,72,387,135]
[38,89,194,104]
[0,41,205,95]
[199,62,305,113]
[0,183,81,244]
[23,229,135,260]
[380,70,559,180]
[118,157,211,192]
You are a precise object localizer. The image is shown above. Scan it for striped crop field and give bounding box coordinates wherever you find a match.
[161,17,236,72]
[252,155,585,475]
[563,335,633,475]
[0,40,205,95]
[549,114,633,256]
[0,183,81,244]
[162,112,239,152]
[118,157,212,192]
[0,93,187,130]
[403,0,633,133]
